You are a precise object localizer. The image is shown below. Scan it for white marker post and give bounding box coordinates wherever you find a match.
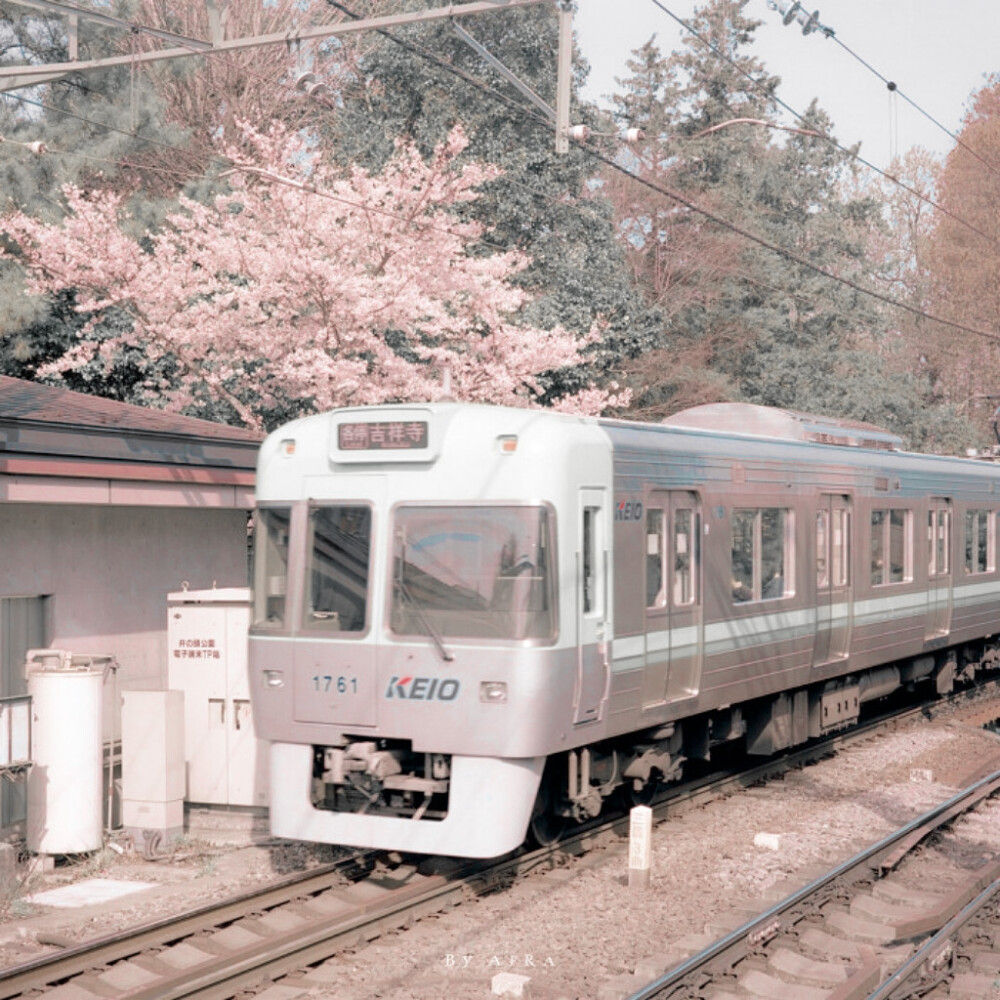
[628,805,652,889]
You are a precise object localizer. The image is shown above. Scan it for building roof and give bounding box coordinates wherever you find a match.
[0,377,263,507]
[0,377,261,441]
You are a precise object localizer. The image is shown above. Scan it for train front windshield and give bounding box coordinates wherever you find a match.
[391,506,555,642]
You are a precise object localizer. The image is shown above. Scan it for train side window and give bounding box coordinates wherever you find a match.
[251,506,292,629]
[674,508,697,606]
[833,508,850,587]
[731,510,755,602]
[646,508,666,608]
[928,508,951,577]
[965,509,995,574]
[304,505,372,632]
[816,511,829,589]
[731,507,791,603]
[871,508,912,585]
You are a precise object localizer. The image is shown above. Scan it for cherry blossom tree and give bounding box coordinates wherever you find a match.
[3,128,622,428]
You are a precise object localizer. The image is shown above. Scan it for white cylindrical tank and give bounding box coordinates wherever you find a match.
[26,650,106,855]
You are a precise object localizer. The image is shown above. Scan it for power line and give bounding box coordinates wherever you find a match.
[828,33,1000,180]
[1,88,181,150]
[317,1,1000,347]
[582,138,1000,347]
[647,0,1000,254]
[7,1,1000,352]
[0,10,565,255]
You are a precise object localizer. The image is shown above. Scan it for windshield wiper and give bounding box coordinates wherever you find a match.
[395,544,454,663]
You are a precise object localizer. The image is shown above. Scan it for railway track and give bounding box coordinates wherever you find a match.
[621,766,1000,1000]
[3,686,1000,1000]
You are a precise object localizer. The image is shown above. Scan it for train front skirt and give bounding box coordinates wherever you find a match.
[268,743,546,858]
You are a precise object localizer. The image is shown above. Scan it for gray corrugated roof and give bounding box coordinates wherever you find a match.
[0,377,262,441]
[0,377,262,470]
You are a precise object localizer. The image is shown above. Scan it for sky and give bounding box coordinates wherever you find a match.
[574,0,1000,169]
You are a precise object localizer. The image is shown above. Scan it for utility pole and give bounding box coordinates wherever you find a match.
[1,0,577,153]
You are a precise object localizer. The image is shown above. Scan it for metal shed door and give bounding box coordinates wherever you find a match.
[1,597,45,828]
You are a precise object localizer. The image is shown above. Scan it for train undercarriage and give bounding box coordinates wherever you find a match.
[308,638,1000,851]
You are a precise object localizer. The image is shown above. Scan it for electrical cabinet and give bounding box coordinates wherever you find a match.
[167,588,268,807]
[121,689,184,840]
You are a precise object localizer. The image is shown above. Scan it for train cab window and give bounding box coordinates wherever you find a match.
[964,510,995,574]
[390,505,555,642]
[251,506,292,629]
[304,505,372,632]
[871,509,911,585]
[583,506,599,615]
[731,507,792,603]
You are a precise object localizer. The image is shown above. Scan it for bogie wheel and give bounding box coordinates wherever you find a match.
[528,766,567,848]
[621,772,660,808]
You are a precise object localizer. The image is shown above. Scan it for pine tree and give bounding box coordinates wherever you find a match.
[608,0,973,450]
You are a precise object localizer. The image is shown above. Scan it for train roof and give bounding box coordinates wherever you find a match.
[659,403,904,451]
[260,400,1000,481]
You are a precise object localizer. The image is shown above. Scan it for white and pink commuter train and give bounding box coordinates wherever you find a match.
[248,402,1000,857]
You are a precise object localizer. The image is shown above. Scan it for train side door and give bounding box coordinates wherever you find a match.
[926,499,953,640]
[575,489,609,724]
[813,494,852,666]
[641,491,702,708]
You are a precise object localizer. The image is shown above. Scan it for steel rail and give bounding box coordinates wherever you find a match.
[869,875,1000,999]
[0,860,359,998]
[140,695,1000,999]
[2,684,997,999]
[624,768,1000,1000]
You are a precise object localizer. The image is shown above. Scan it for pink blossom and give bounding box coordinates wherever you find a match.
[4,127,622,427]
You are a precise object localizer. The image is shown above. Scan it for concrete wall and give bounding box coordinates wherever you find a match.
[0,503,250,737]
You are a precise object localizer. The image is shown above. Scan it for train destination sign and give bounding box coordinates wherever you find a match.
[338,420,428,451]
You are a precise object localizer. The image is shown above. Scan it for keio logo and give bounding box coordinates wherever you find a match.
[615,499,644,522]
[385,676,461,700]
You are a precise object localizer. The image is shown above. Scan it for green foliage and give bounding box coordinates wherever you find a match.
[0,0,982,449]
[609,0,978,451]
[323,1,658,391]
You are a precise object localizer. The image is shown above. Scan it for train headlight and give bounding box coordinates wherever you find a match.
[480,681,508,704]
[496,435,518,454]
[263,670,285,688]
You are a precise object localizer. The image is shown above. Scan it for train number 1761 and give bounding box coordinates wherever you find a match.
[312,675,358,694]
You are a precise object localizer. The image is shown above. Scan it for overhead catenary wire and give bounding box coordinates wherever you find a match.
[4,1,1000,352]
[329,0,1000,347]
[581,138,1000,346]
[0,14,566,257]
[0,12,856,368]
[648,0,1000,254]
[828,32,1000,180]
[4,0,992,257]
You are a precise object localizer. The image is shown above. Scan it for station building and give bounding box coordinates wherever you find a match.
[0,376,261,833]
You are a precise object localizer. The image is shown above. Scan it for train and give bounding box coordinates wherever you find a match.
[248,401,1000,857]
